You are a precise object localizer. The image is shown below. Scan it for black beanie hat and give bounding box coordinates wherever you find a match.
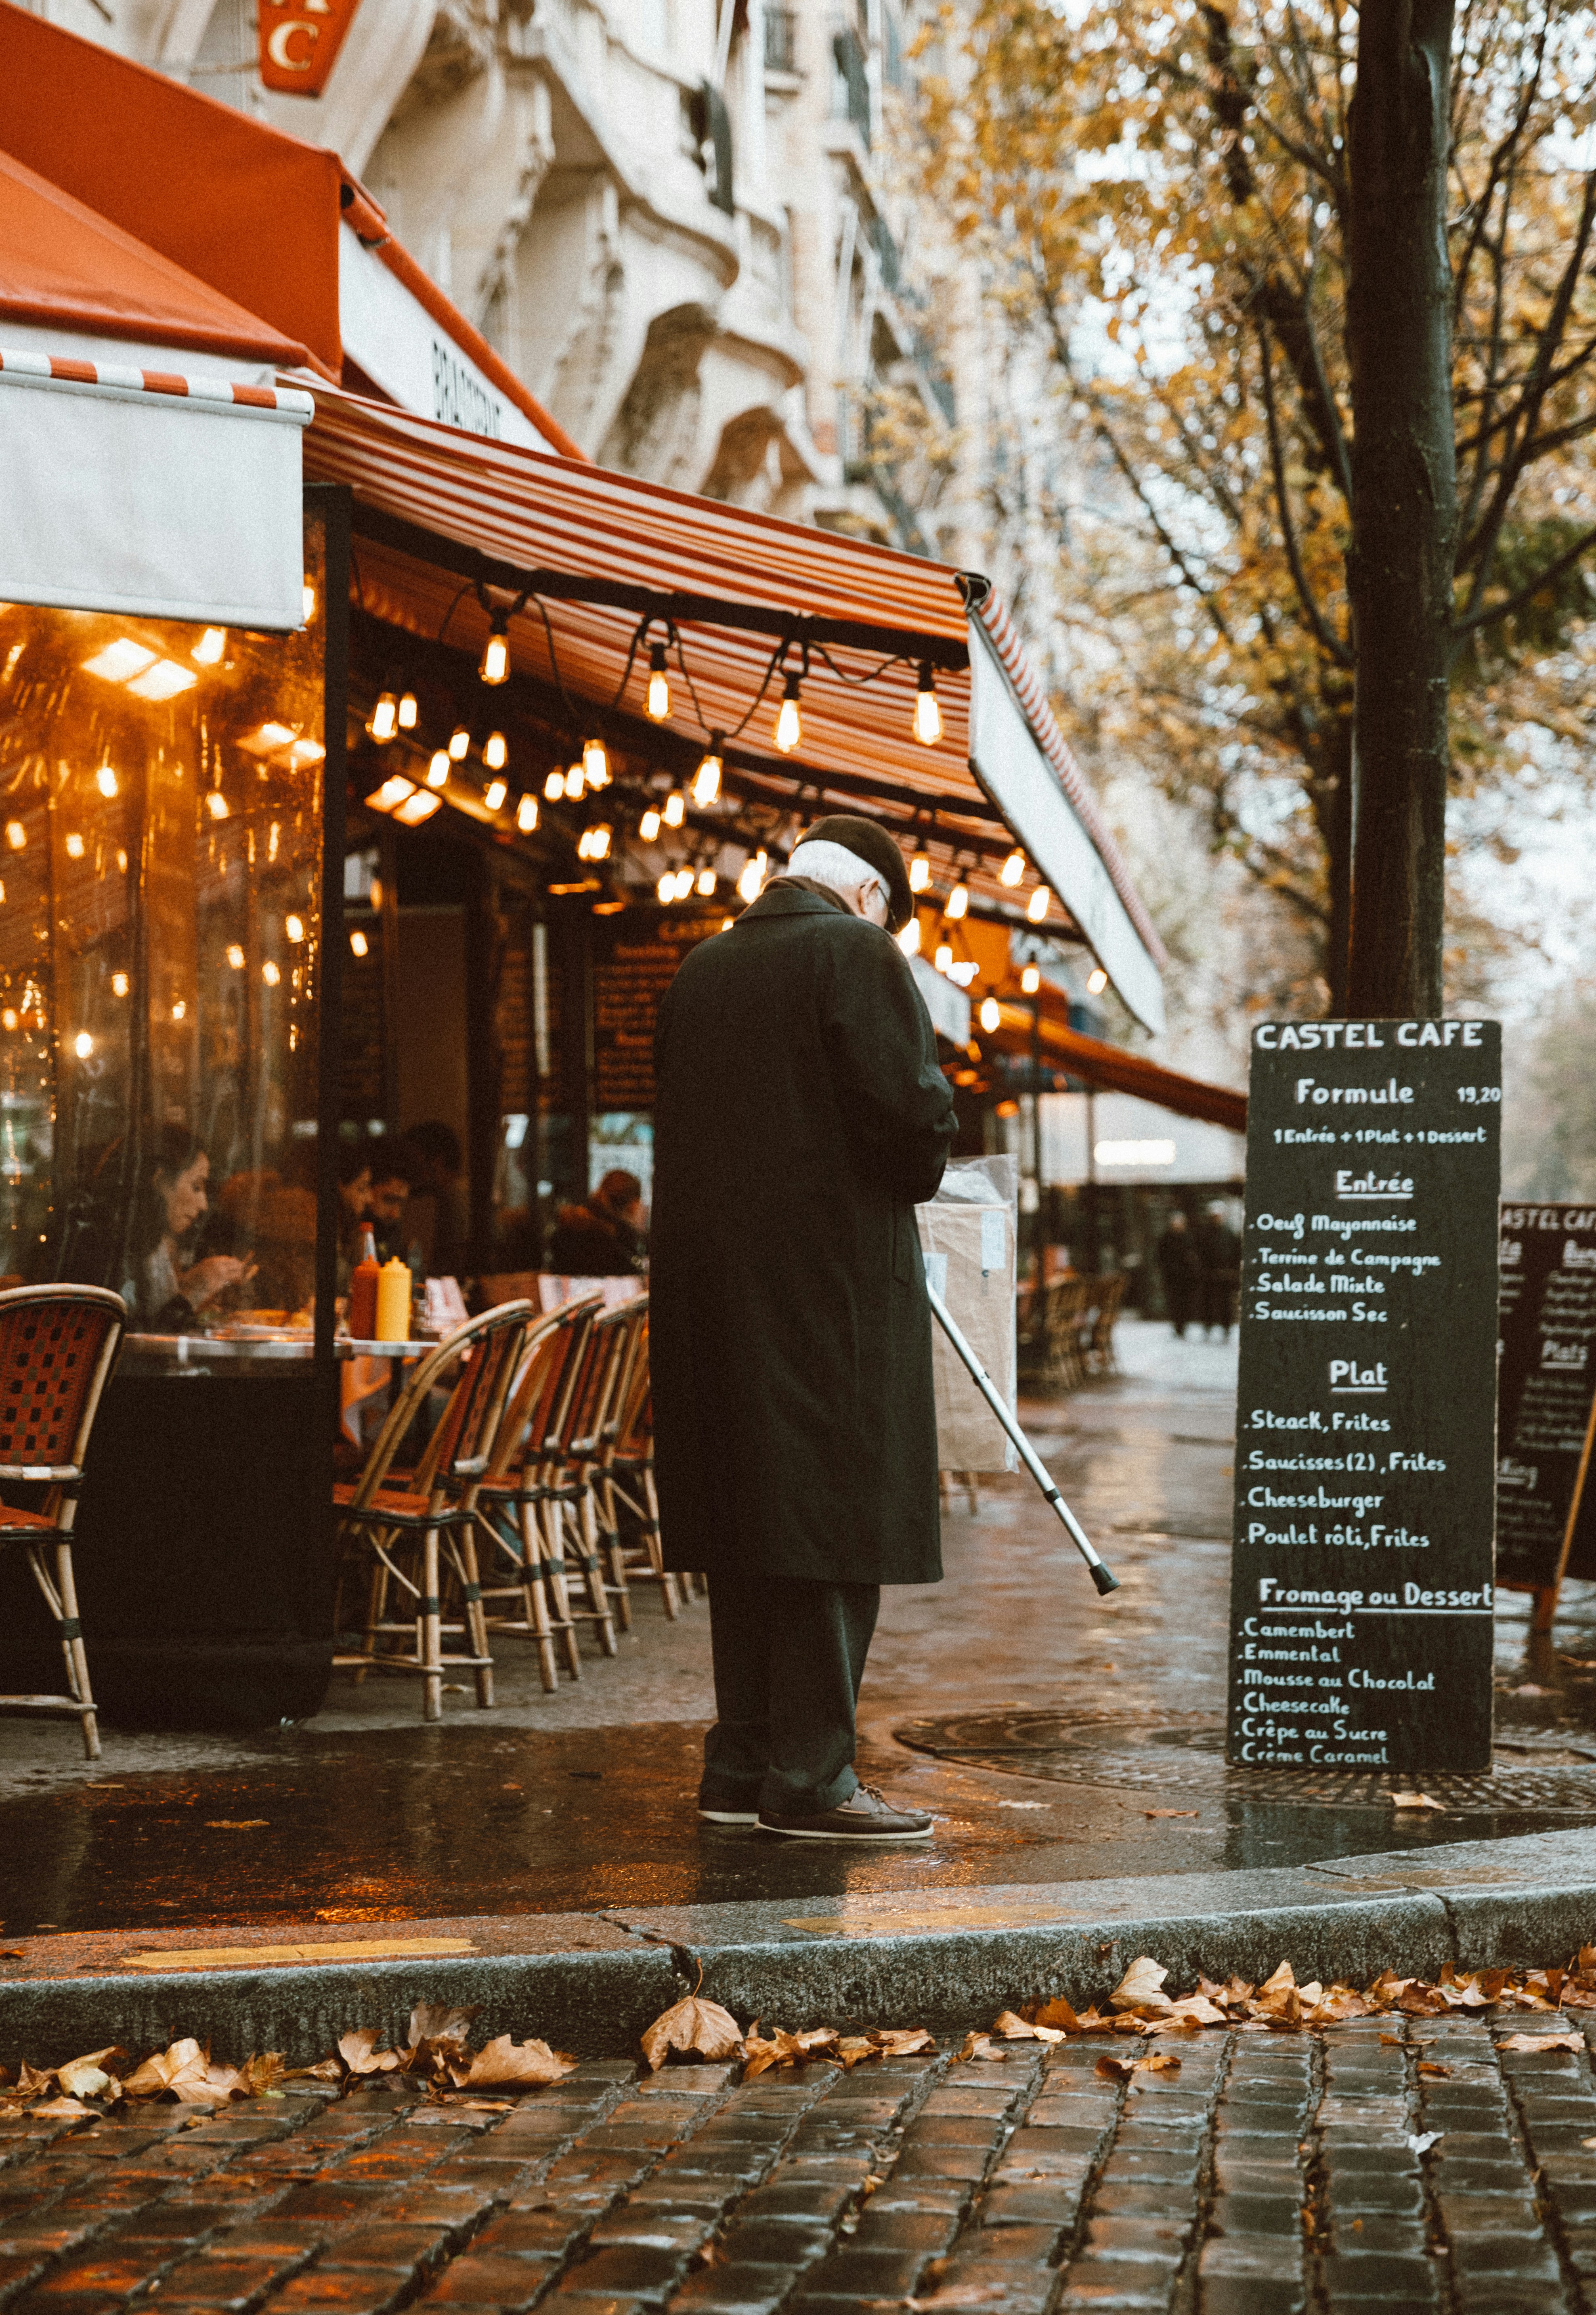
[798,814,914,934]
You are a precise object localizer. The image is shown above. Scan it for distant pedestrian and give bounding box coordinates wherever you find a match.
[1156,1210,1200,1338]
[1195,1206,1241,1338]
[651,817,956,1843]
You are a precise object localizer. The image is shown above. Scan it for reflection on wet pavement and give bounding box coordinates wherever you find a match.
[2,1319,1593,1935]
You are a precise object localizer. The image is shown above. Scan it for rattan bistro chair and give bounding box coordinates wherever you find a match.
[332,1299,535,1721]
[591,1299,682,1619]
[0,1286,126,1760]
[473,1294,618,1686]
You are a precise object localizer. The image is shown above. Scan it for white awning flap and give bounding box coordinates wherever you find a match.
[0,355,312,631]
[967,616,1166,1035]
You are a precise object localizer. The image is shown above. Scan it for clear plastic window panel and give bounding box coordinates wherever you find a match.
[0,515,326,1368]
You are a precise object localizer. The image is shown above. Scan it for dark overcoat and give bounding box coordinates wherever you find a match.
[650,880,957,1585]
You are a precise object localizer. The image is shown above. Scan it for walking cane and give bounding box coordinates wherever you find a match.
[926,1279,1120,1595]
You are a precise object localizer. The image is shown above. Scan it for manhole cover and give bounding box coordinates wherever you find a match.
[893,1709,1596,1812]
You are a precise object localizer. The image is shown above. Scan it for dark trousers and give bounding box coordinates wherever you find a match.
[701,1571,881,1815]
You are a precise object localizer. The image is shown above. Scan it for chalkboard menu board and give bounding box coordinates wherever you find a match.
[592,909,725,1110]
[1226,1019,1502,1778]
[1496,1203,1596,1598]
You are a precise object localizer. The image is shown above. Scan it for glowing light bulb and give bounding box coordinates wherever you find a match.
[1021,964,1040,995]
[947,881,969,920]
[1000,848,1026,887]
[262,960,281,986]
[1087,965,1108,992]
[449,726,471,760]
[697,866,717,896]
[483,732,507,771]
[658,872,675,904]
[1,1012,15,1033]
[663,791,685,828]
[673,867,696,901]
[737,856,763,902]
[369,693,398,743]
[64,833,84,860]
[564,766,585,801]
[913,663,942,746]
[302,581,317,623]
[583,738,609,787]
[427,752,450,789]
[692,750,721,807]
[285,915,304,943]
[517,793,539,833]
[479,624,510,685]
[207,790,229,821]
[774,674,802,754]
[935,943,953,973]
[73,1031,93,1059]
[397,691,418,730]
[96,765,118,798]
[369,877,383,912]
[350,929,369,958]
[484,779,508,812]
[898,918,921,956]
[1027,886,1051,922]
[3,823,23,852]
[589,823,612,859]
[171,1000,186,1022]
[111,972,129,997]
[640,807,662,842]
[227,944,245,969]
[646,643,670,722]
[909,850,930,893]
[193,627,226,666]
[545,772,564,802]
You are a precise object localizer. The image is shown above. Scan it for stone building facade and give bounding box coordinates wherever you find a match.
[47,0,953,546]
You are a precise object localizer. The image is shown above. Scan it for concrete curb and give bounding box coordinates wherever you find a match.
[2,1828,1594,2066]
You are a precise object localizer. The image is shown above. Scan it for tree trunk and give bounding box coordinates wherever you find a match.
[1344,0,1456,1018]
[1310,711,1355,1015]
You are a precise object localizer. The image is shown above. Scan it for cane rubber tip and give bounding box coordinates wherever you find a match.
[1091,1563,1121,1595]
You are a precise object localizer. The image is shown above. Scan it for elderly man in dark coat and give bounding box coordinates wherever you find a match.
[651,815,957,1841]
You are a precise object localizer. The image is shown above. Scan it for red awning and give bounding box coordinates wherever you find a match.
[304,385,1166,1019]
[0,0,580,451]
[985,992,1247,1132]
[0,148,310,366]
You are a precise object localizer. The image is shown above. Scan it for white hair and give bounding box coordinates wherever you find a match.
[788,839,887,913]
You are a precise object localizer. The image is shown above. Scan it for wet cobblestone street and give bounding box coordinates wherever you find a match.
[8,2010,1596,2315]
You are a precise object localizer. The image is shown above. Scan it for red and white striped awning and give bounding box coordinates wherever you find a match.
[303,386,1167,1029]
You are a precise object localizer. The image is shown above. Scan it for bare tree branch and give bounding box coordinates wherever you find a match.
[1257,321,1355,665]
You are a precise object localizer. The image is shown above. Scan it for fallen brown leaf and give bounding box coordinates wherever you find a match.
[1028,1996,1080,2033]
[1144,1808,1200,1818]
[1417,2061,1451,2077]
[121,2039,245,2107]
[1380,2032,1403,2046]
[958,2033,1005,2062]
[55,2047,126,2102]
[1497,2032,1583,2052]
[1096,2050,1181,2079]
[338,2029,401,2078]
[27,2097,98,2120]
[641,1995,744,2074]
[1109,1957,1172,2017]
[1391,1792,1445,1811]
[463,2036,577,2090]
[871,2028,935,2056]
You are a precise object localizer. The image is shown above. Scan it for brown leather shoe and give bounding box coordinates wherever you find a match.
[757,1782,933,1842]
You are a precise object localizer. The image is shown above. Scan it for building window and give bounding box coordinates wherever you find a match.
[764,4,797,72]
[832,26,871,148]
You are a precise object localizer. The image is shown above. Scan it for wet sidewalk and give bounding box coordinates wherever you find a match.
[3,1321,1596,1940]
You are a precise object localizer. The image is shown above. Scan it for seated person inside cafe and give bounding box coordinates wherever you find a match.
[121,1125,255,1329]
[545,1169,648,1277]
[651,816,956,1842]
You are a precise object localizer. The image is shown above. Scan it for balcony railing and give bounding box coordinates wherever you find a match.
[832,25,872,148]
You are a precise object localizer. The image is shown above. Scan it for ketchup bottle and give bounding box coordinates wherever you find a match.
[348,1225,380,1341]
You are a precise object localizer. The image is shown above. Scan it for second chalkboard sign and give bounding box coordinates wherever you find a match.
[1496,1202,1596,1624]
